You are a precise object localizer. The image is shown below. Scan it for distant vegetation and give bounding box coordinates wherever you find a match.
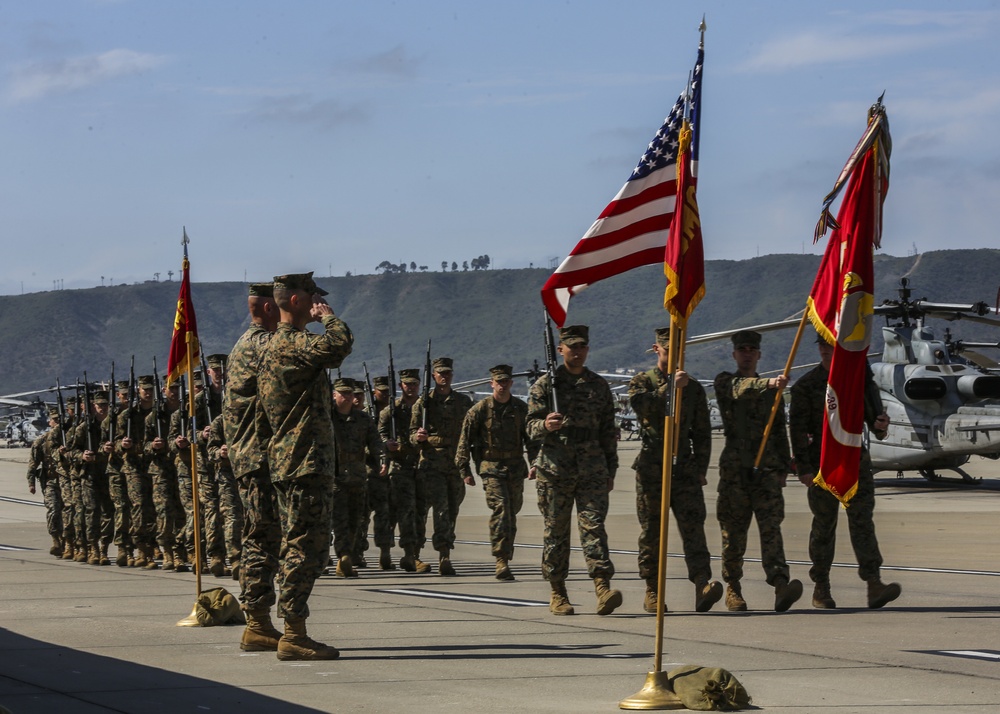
[2,249,999,396]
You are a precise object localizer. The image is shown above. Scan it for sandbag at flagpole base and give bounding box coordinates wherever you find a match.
[619,671,685,710]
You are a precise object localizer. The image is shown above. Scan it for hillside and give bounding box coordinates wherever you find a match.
[2,248,999,396]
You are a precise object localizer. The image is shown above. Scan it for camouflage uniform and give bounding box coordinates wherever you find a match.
[68,409,113,561]
[209,414,245,569]
[331,394,382,563]
[223,320,281,613]
[456,390,537,561]
[629,368,714,585]
[169,392,225,567]
[258,311,353,620]
[789,363,884,584]
[146,403,181,565]
[409,377,473,557]
[361,380,394,561]
[30,426,63,549]
[379,387,424,562]
[102,393,133,562]
[713,370,792,586]
[526,364,618,583]
[117,395,156,561]
[44,420,77,554]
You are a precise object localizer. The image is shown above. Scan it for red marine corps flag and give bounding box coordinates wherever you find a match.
[807,97,890,504]
[541,44,704,326]
[165,228,200,387]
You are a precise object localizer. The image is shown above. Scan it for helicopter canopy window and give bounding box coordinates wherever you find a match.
[903,377,947,400]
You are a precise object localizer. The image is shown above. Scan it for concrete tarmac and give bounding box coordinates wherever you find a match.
[1,436,998,713]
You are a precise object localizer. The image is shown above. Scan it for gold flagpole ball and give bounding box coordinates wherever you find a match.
[619,671,685,710]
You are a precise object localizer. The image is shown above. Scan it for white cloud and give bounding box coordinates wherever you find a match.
[7,48,166,103]
[741,30,952,73]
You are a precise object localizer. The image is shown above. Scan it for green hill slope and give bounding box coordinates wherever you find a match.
[2,248,998,396]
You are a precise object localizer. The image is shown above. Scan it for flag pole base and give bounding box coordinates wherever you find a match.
[176,601,203,627]
[619,671,685,710]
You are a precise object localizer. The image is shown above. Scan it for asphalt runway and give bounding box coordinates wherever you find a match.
[1,436,998,713]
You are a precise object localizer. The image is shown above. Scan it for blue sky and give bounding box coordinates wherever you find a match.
[2,1,998,295]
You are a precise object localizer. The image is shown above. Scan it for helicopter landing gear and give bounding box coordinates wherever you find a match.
[919,469,940,482]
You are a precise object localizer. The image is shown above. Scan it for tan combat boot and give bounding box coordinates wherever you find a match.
[594,577,623,616]
[354,553,368,569]
[115,546,129,567]
[230,558,241,581]
[335,555,358,578]
[74,544,88,563]
[812,581,836,609]
[143,545,159,570]
[438,550,456,576]
[62,541,74,560]
[379,547,395,571]
[240,609,283,652]
[725,582,747,611]
[209,555,229,577]
[276,617,340,661]
[773,577,803,612]
[495,557,514,581]
[161,548,175,571]
[695,578,724,613]
[867,578,901,609]
[87,541,101,566]
[643,578,659,614]
[174,548,190,573]
[549,581,575,616]
[132,546,148,568]
[50,536,62,557]
[99,543,111,566]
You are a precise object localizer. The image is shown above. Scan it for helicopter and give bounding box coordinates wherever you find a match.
[866,279,1000,482]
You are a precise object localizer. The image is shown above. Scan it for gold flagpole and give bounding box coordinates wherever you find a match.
[752,312,807,471]
[620,317,684,710]
[177,332,205,625]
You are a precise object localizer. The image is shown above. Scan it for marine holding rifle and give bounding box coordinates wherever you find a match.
[713,329,802,613]
[526,324,622,617]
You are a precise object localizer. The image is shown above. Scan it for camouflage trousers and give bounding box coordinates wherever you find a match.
[419,457,466,554]
[58,474,76,545]
[238,468,283,612]
[107,466,132,549]
[716,467,790,586]
[807,460,883,583]
[535,469,614,583]
[77,471,113,545]
[70,476,87,546]
[152,469,183,553]
[198,472,226,560]
[482,475,525,560]
[389,459,425,555]
[124,469,156,550]
[635,463,713,584]
[40,478,63,539]
[176,468,194,555]
[365,470,395,551]
[332,476,366,559]
[217,467,245,563]
[273,472,334,620]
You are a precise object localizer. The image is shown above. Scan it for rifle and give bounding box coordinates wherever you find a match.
[387,343,397,441]
[199,348,213,422]
[362,362,376,420]
[55,377,67,448]
[179,375,189,439]
[421,338,432,429]
[83,372,93,452]
[543,310,560,414]
[108,361,116,447]
[152,356,164,439]
[126,355,136,440]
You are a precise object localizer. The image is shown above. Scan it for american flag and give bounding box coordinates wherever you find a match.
[541,46,703,326]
